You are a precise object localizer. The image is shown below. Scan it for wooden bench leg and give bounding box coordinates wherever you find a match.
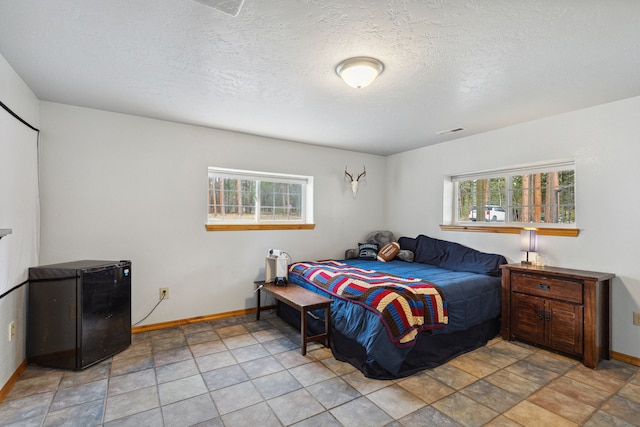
[256,287,261,321]
[301,307,308,355]
[300,305,332,356]
[324,305,330,348]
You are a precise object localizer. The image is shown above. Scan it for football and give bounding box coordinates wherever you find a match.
[377,242,400,262]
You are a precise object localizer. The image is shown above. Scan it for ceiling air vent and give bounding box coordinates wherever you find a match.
[192,0,245,17]
[435,127,465,136]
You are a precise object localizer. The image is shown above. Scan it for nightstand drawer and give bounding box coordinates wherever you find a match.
[511,272,583,304]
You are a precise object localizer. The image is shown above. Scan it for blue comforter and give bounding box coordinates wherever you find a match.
[288,259,501,376]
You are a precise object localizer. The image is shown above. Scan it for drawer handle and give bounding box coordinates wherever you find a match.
[537,309,544,320]
[538,283,550,291]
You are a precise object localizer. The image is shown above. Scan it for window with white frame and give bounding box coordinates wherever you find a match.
[452,161,575,226]
[207,167,314,224]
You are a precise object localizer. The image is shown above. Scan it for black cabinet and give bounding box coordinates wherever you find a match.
[28,260,132,370]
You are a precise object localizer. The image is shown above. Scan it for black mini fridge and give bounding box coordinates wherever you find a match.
[27,260,132,370]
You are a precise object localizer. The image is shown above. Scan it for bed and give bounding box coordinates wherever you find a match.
[279,234,507,379]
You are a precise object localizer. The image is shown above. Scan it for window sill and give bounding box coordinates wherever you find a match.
[440,224,579,237]
[206,223,316,232]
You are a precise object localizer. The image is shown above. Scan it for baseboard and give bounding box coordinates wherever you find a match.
[612,351,640,367]
[130,305,276,334]
[0,359,26,403]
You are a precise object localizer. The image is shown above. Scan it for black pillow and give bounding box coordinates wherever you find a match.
[414,234,448,266]
[358,242,379,260]
[398,236,417,253]
[438,241,507,276]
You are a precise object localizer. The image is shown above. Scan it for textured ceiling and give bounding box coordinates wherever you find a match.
[1,0,640,155]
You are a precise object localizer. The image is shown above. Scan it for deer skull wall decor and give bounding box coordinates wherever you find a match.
[345,165,366,198]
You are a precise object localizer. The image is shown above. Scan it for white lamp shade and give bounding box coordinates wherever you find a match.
[520,229,537,252]
[336,57,384,89]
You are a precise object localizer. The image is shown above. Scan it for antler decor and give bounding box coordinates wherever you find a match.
[345,165,366,198]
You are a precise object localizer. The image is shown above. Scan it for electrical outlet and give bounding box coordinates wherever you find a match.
[633,311,640,326]
[160,287,169,300]
[8,321,16,341]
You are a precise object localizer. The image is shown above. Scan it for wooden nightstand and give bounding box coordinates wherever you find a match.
[501,264,615,369]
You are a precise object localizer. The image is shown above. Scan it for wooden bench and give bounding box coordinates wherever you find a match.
[255,281,332,355]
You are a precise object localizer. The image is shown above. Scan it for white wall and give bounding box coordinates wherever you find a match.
[0,54,40,393]
[386,96,640,359]
[38,102,387,326]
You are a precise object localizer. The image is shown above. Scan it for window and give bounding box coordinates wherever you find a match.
[452,161,576,227]
[207,167,314,229]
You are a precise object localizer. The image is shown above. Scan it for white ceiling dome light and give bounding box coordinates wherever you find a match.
[336,57,384,89]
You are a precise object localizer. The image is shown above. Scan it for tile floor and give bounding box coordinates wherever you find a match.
[1,311,639,426]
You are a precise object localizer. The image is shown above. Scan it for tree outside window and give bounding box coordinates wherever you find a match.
[207,167,312,224]
[454,163,575,226]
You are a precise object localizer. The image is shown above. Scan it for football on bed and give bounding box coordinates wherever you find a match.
[345,230,415,263]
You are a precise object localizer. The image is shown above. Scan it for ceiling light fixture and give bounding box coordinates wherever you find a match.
[336,57,384,89]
